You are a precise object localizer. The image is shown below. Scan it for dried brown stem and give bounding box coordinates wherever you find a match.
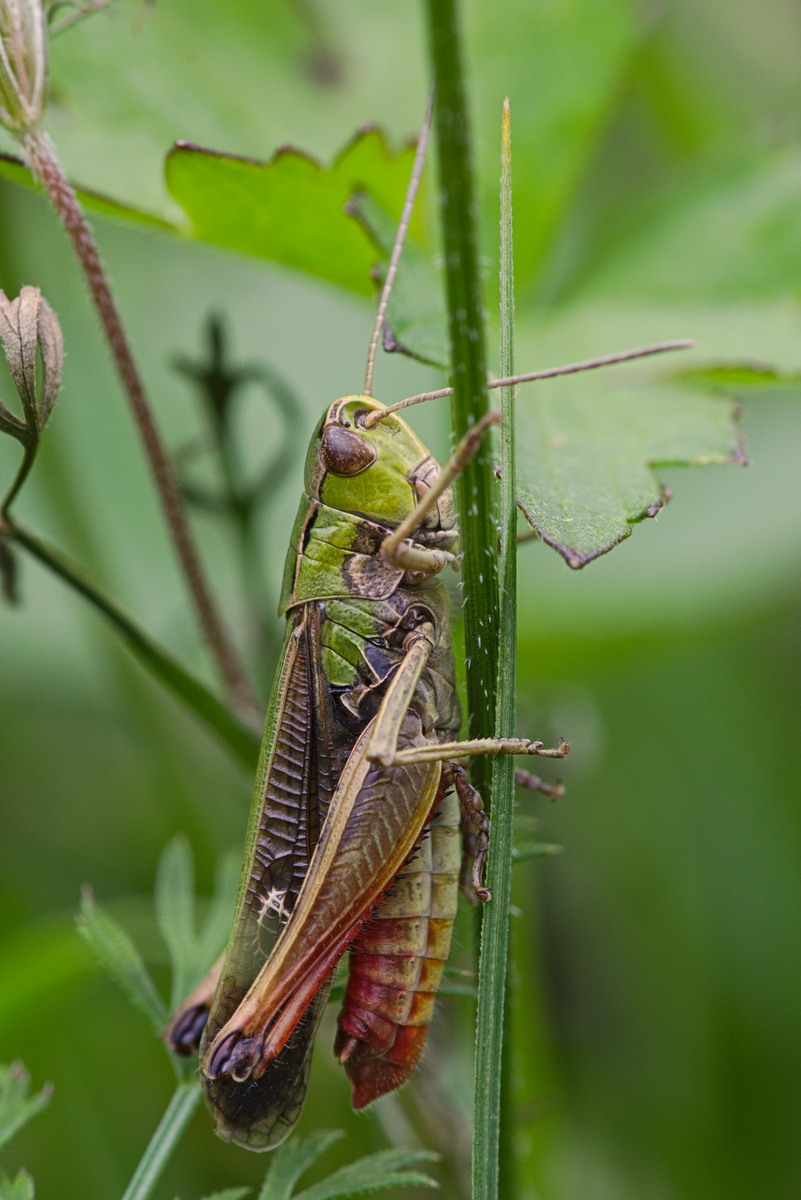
[22,128,259,722]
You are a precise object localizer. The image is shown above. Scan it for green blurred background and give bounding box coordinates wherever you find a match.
[1,1,800,1197]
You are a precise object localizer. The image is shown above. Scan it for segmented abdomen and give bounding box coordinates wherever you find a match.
[334,786,460,1109]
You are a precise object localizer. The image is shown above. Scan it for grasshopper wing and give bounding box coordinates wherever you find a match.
[169,604,357,1150]
[202,710,444,1126]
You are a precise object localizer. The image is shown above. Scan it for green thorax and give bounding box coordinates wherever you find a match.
[279,498,405,613]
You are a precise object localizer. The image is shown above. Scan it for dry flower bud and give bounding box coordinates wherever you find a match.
[0,285,63,443]
[0,0,46,135]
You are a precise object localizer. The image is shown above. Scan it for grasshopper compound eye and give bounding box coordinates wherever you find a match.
[320,425,376,476]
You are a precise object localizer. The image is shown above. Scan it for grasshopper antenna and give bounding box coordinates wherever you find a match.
[363,92,434,398]
[365,339,696,424]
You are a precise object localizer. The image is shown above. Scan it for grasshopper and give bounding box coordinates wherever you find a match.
[166,388,565,1147]
[166,108,687,1150]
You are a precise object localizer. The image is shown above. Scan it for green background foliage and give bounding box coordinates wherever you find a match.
[1,1,800,1197]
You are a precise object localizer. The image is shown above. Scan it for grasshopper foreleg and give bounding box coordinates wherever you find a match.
[379,412,501,574]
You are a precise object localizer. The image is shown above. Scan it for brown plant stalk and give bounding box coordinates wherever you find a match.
[22,127,259,724]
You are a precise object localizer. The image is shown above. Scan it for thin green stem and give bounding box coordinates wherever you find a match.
[5,516,261,765]
[1,437,36,518]
[119,1079,201,1200]
[473,99,518,1200]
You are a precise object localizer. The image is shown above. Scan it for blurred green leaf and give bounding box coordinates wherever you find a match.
[0,153,176,229]
[165,130,422,296]
[194,852,240,972]
[515,372,745,566]
[347,191,447,367]
[155,837,238,1010]
[0,1169,34,1200]
[77,889,167,1034]
[512,842,561,862]
[469,0,640,286]
[0,1064,51,1152]
[671,360,801,391]
[198,1190,251,1200]
[154,836,198,1010]
[581,149,801,303]
[0,918,93,1030]
[7,520,261,768]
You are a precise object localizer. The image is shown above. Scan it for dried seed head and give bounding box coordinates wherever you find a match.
[0,285,64,444]
[0,0,47,135]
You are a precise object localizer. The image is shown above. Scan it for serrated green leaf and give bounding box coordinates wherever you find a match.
[257,1131,344,1200]
[0,1168,34,1200]
[165,130,422,296]
[292,1149,439,1200]
[0,1063,51,1152]
[77,890,167,1034]
[515,371,745,567]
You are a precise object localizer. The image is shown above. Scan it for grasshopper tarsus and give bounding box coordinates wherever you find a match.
[526,737,570,759]
[205,1028,259,1082]
[166,1002,210,1056]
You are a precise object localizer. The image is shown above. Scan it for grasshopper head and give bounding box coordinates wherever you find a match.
[306,395,455,534]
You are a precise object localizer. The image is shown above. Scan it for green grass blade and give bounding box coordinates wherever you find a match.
[426,6,511,1198]
[473,97,519,1200]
